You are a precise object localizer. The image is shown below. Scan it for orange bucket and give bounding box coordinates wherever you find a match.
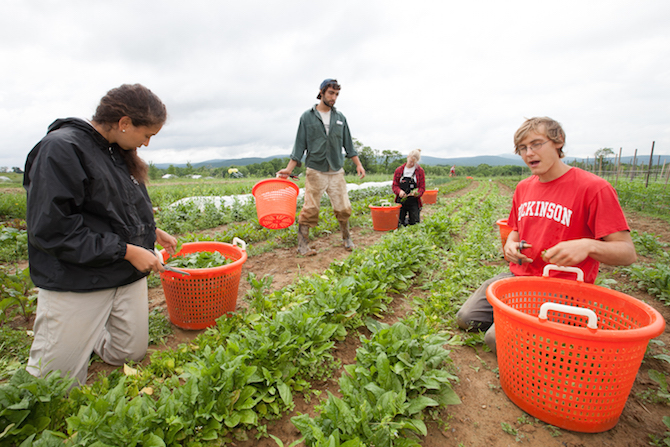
[252,179,300,229]
[495,218,512,250]
[159,239,247,330]
[422,189,438,205]
[487,266,665,433]
[369,201,401,231]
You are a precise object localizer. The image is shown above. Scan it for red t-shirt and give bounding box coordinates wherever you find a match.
[508,168,629,283]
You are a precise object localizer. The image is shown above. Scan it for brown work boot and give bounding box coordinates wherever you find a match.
[297,224,317,256]
[339,221,355,251]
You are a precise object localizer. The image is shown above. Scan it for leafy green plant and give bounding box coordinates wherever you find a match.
[166,250,233,269]
[270,434,304,447]
[622,263,670,304]
[649,416,670,446]
[501,421,524,442]
[638,352,670,406]
[66,376,168,446]
[0,226,28,262]
[0,192,27,221]
[0,326,32,381]
[0,265,37,324]
[146,272,162,289]
[148,308,173,345]
[461,331,488,349]
[616,181,670,223]
[631,230,669,259]
[292,315,460,446]
[0,369,75,445]
[544,424,561,437]
[245,272,276,314]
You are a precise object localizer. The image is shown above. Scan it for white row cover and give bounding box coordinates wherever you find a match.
[168,181,393,211]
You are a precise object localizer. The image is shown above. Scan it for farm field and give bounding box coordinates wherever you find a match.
[1,175,670,446]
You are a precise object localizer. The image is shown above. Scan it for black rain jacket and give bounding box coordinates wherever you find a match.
[23,118,156,292]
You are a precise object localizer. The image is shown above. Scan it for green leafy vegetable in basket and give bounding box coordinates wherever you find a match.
[166,251,233,269]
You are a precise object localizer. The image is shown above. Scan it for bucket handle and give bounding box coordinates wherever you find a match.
[542,264,584,282]
[232,237,247,251]
[538,302,598,329]
[379,199,393,207]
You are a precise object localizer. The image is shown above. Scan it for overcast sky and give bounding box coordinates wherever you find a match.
[1,0,669,169]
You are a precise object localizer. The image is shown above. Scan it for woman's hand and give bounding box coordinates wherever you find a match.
[156,228,178,255]
[125,244,164,273]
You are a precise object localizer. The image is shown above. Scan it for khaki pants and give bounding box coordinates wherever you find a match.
[27,278,149,386]
[298,168,352,227]
[455,271,513,353]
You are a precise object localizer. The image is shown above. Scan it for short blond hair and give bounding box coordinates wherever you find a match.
[408,148,422,163]
[514,117,566,158]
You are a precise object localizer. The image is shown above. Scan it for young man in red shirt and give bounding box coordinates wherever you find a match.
[456,117,637,352]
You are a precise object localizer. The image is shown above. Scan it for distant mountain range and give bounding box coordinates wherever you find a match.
[155,153,670,169]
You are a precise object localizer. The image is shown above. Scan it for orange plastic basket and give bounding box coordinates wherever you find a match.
[487,266,665,433]
[495,218,512,250]
[422,189,438,205]
[369,202,401,231]
[252,179,300,229]
[159,240,247,330]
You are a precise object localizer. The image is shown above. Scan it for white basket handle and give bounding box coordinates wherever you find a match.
[380,199,393,207]
[538,302,599,329]
[542,264,584,282]
[232,237,247,251]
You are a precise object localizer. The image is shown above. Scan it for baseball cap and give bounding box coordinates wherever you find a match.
[317,78,340,99]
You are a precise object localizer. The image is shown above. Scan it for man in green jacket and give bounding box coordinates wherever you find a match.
[278,79,366,256]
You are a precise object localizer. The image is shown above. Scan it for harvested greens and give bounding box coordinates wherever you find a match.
[165,251,233,269]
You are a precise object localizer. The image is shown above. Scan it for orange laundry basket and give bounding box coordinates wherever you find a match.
[487,266,665,433]
[369,201,401,231]
[422,189,438,205]
[159,239,247,330]
[252,178,300,229]
[495,218,512,250]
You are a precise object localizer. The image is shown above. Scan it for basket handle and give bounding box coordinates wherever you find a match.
[380,199,393,207]
[538,302,599,329]
[232,237,247,251]
[542,264,584,282]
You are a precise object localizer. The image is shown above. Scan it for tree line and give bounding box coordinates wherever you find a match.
[148,139,530,180]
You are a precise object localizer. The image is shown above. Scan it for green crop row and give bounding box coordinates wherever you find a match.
[0,211,445,446]
[292,316,460,447]
[287,181,510,446]
[616,180,670,222]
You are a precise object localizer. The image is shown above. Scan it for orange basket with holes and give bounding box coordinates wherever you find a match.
[369,201,401,231]
[159,239,247,330]
[252,178,300,229]
[422,189,438,204]
[486,265,665,433]
[495,218,513,250]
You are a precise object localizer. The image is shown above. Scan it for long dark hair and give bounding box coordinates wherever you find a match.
[92,84,167,183]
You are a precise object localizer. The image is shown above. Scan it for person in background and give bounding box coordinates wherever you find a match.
[455,116,636,353]
[23,83,178,386]
[450,165,456,177]
[277,78,365,256]
[392,149,426,227]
